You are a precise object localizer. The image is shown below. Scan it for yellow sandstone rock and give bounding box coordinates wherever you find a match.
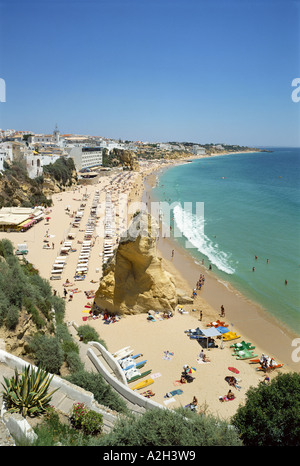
[94,211,177,314]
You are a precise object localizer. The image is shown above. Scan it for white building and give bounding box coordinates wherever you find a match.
[25,154,62,179]
[67,147,103,172]
[28,125,61,147]
[191,145,206,155]
[0,150,5,171]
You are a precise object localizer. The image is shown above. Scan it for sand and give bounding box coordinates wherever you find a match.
[1,160,298,422]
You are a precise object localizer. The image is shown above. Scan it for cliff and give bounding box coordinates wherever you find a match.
[0,158,77,208]
[94,211,178,314]
[102,149,139,171]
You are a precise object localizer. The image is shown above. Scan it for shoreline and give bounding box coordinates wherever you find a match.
[143,168,299,373]
[0,158,298,422]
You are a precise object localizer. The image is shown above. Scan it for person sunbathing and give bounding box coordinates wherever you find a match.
[227,390,235,400]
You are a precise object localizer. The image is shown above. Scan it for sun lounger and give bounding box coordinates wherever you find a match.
[50,275,62,280]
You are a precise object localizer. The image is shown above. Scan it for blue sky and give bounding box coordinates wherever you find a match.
[0,0,299,146]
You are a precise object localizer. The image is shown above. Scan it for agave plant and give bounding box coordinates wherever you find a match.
[1,365,58,417]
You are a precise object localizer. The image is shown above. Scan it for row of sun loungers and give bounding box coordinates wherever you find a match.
[50,241,73,280]
[74,191,100,280]
[102,192,115,267]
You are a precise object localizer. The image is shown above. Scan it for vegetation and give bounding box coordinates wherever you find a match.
[43,157,77,186]
[0,161,52,208]
[232,372,300,446]
[70,402,103,435]
[65,370,128,414]
[1,238,297,446]
[0,239,83,375]
[30,406,90,446]
[94,407,242,446]
[76,323,107,347]
[1,365,57,417]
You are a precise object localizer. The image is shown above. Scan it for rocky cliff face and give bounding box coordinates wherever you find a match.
[94,211,178,314]
[103,149,140,171]
[0,163,77,207]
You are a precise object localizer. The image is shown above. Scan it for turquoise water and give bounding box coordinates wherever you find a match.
[152,148,300,335]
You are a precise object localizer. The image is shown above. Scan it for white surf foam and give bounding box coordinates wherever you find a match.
[173,204,235,275]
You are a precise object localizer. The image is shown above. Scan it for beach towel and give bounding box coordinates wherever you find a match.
[141,390,155,398]
[173,380,186,386]
[196,358,210,364]
[150,372,162,379]
[162,351,174,360]
[164,397,176,405]
[170,389,183,396]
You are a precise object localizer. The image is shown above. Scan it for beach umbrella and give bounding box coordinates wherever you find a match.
[46,216,51,220]
[187,367,196,374]
[217,326,229,334]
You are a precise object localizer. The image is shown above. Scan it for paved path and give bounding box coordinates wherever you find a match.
[0,330,147,445]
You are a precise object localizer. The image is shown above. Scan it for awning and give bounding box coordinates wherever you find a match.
[200,328,221,337]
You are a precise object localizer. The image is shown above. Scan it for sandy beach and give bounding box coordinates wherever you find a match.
[1,160,298,422]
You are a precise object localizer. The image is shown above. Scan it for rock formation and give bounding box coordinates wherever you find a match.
[94,211,178,314]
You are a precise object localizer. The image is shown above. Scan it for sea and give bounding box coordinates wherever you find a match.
[151,148,300,335]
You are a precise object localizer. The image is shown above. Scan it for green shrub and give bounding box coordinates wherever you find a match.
[5,305,19,330]
[76,324,107,347]
[232,372,300,446]
[97,408,242,446]
[50,295,65,323]
[29,334,64,374]
[65,370,128,414]
[0,238,14,258]
[70,403,103,435]
[65,351,84,373]
[32,406,88,446]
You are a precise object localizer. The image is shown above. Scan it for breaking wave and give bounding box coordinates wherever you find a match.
[173,204,235,275]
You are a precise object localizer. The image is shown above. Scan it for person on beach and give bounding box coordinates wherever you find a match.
[189,396,198,411]
[63,288,67,298]
[199,310,203,321]
[220,305,225,317]
[171,249,174,258]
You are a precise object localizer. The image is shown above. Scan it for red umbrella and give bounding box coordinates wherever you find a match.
[46,216,51,220]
